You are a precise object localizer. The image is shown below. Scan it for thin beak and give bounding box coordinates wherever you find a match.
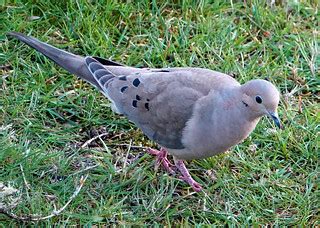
[268,112,282,129]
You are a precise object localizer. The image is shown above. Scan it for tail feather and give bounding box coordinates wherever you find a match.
[7,32,103,91]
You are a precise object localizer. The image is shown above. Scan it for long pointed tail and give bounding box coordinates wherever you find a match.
[7,32,103,91]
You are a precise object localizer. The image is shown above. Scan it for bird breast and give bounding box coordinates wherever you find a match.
[174,91,260,160]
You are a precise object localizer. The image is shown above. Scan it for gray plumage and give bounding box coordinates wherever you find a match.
[8,32,281,191]
[8,32,241,151]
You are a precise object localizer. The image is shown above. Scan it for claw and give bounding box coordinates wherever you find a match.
[175,160,202,192]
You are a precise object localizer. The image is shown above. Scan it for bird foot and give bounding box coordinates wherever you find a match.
[175,159,202,192]
[146,148,175,174]
[146,148,202,192]
[179,175,202,192]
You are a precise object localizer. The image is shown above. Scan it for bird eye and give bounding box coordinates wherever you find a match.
[255,96,263,104]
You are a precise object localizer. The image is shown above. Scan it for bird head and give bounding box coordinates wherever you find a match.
[240,79,281,129]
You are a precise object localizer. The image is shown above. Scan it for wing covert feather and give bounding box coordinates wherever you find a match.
[107,71,207,149]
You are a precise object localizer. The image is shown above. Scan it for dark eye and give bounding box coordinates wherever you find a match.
[255,96,263,104]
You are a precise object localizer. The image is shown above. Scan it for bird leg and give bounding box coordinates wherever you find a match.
[146,147,175,174]
[147,148,202,192]
[174,158,202,192]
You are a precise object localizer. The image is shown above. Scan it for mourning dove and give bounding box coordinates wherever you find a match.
[8,32,281,192]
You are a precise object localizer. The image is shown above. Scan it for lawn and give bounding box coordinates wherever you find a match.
[0,0,319,226]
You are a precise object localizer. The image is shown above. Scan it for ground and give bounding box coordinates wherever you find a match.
[0,0,319,226]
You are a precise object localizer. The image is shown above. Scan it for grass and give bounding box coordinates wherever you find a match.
[0,0,319,226]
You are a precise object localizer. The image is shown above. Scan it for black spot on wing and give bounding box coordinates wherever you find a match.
[146,98,150,101]
[119,76,127,81]
[136,95,141,100]
[121,86,128,93]
[144,103,149,111]
[132,100,137,108]
[132,78,140,87]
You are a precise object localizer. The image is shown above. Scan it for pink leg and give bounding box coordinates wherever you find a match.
[174,159,202,192]
[146,147,175,174]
